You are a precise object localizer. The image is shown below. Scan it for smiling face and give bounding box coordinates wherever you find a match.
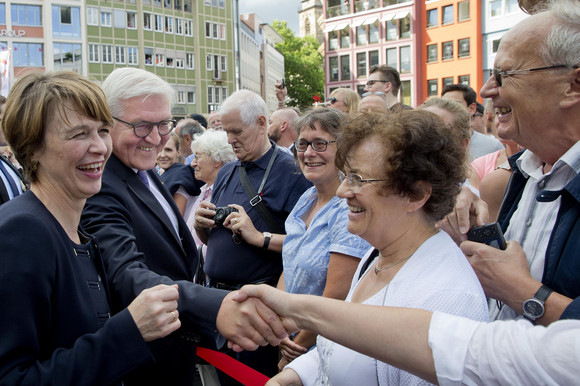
[191,151,222,185]
[34,105,112,201]
[297,122,338,187]
[111,93,172,171]
[156,135,180,170]
[222,109,269,162]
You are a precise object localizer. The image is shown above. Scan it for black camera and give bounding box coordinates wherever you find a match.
[213,207,238,225]
[467,222,507,250]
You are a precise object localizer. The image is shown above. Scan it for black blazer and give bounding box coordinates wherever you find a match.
[81,154,227,385]
[0,154,26,205]
[0,192,152,385]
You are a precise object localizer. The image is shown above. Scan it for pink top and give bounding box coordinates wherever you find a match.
[471,150,501,181]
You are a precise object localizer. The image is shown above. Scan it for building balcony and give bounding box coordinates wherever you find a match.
[354,0,380,13]
[326,4,351,18]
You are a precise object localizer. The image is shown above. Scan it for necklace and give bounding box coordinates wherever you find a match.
[374,255,412,275]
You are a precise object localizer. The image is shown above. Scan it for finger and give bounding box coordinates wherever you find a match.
[254,299,288,343]
[230,289,249,303]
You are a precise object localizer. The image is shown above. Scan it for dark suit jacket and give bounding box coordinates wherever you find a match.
[0,192,151,385]
[0,154,26,205]
[81,154,227,385]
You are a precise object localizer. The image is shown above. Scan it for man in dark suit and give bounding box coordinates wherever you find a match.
[81,68,285,385]
[0,95,26,205]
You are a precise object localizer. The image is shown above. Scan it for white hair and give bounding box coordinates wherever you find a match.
[191,129,236,164]
[219,90,268,126]
[539,0,580,68]
[101,68,176,116]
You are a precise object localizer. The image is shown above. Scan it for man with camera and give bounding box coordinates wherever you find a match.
[194,89,311,381]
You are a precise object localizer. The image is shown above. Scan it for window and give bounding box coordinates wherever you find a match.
[165,0,172,9]
[175,58,184,68]
[53,43,81,72]
[188,88,196,104]
[212,23,219,39]
[128,47,138,65]
[340,26,350,48]
[219,0,225,8]
[206,54,212,70]
[507,0,519,13]
[145,47,153,65]
[166,56,174,67]
[52,5,80,38]
[459,75,470,85]
[127,12,137,29]
[144,13,152,30]
[427,9,438,28]
[340,55,350,81]
[442,41,453,60]
[458,0,470,21]
[369,21,379,44]
[386,48,397,69]
[213,55,220,78]
[205,22,211,38]
[102,45,113,63]
[399,14,410,39]
[490,0,502,16]
[115,46,126,64]
[356,26,367,46]
[399,46,410,73]
[186,53,194,69]
[177,91,186,104]
[458,38,470,58]
[329,56,339,82]
[442,77,454,88]
[357,21,379,46]
[184,20,193,36]
[442,5,454,25]
[329,30,338,50]
[369,50,379,68]
[207,86,213,104]
[427,44,438,63]
[386,20,397,41]
[401,80,411,106]
[114,9,126,28]
[87,7,99,26]
[219,24,226,40]
[155,53,165,66]
[357,52,366,77]
[427,80,438,97]
[88,44,99,62]
[220,56,227,71]
[13,43,43,67]
[492,38,501,53]
[0,3,5,25]
[155,15,163,32]
[101,10,112,27]
[12,4,42,26]
[175,17,183,34]
[165,16,173,33]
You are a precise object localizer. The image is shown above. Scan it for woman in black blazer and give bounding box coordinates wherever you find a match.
[0,71,181,385]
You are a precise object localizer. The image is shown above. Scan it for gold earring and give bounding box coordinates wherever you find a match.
[31,160,38,171]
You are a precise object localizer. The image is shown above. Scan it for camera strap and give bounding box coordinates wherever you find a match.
[238,144,285,234]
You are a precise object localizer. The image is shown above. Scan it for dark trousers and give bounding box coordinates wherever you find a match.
[216,345,279,385]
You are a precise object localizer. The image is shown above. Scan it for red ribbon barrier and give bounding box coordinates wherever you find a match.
[196,346,269,386]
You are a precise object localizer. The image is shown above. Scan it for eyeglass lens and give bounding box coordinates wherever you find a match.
[295,139,334,152]
[134,120,174,138]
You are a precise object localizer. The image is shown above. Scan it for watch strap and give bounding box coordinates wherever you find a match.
[262,232,272,250]
[534,285,553,303]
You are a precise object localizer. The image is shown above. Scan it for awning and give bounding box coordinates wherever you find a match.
[323,25,335,33]
[381,13,395,22]
[362,17,378,25]
[393,10,410,20]
[335,22,349,31]
[352,19,365,27]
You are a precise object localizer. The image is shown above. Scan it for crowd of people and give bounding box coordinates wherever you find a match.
[0,0,579,385]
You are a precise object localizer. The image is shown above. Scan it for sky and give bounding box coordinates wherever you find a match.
[238,0,302,34]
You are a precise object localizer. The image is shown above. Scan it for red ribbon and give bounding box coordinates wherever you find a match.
[196,347,269,386]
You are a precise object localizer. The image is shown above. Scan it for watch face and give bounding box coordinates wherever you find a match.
[523,299,544,318]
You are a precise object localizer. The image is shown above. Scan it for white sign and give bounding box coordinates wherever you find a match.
[0,30,25,38]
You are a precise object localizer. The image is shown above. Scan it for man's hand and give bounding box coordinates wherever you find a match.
[128,284,181,342]
[437,186,489,245]
[461,240,532,303]
[216,290,288,352]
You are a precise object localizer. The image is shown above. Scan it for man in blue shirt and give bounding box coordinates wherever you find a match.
[194,89,311,381]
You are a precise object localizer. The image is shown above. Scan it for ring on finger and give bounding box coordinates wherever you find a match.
[170,310,177,322]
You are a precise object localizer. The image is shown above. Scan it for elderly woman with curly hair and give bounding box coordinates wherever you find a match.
[271,110,489,386]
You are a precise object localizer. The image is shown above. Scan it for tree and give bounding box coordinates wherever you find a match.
[272,21,325,110]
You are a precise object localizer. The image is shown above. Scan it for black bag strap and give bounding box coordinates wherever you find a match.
[238,145,285,234]
[358,249,380,280]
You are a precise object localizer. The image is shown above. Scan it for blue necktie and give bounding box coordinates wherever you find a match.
[0,160,20,198]
[137,170,150,188]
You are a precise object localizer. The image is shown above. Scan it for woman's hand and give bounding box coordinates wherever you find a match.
[127,284,181,342]
[224,204,263,247]
[266,369,302,386]
[279,337,308,362]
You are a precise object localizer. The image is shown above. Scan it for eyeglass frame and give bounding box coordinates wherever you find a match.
[294,139,337,152]
[113,116,176,138]
[327,97,338,105]
[365,80,390,88]
[488,64,578,87]
[338,170,389,193]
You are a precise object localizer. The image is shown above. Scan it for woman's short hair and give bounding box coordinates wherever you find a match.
[335,111,466,223]
[330,88,360,115]
[101,68,176,117]
[191,129,236,164]
[2,71,113,183]
[296,108,344,139]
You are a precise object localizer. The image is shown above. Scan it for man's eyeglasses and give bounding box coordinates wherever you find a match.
[113,117,176,138]
[294,139,336,152]
[365,80,389,88]
[488,64,579,87]
[338,170,388,193]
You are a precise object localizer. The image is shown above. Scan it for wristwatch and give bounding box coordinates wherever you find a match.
[262,232,272,250]
[522,285,553,323]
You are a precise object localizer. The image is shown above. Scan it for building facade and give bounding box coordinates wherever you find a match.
[299,0,324,47]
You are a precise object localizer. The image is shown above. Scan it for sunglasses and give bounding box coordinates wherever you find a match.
[488,64,578,87]
[327,97,338,104]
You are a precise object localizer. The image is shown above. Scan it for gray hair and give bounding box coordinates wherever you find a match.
[101,68,176,116]
[178,118,205,138]
[219,90,268,126]
[296,108,344,139]
[538,0,580,68]
[191,129,236,164]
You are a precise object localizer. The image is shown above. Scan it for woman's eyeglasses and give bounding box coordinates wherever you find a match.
[488,64,578,87]
[327,97,338,105]
[113,117,176,138]
[294,139,336,152]
[338,171,388,193]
